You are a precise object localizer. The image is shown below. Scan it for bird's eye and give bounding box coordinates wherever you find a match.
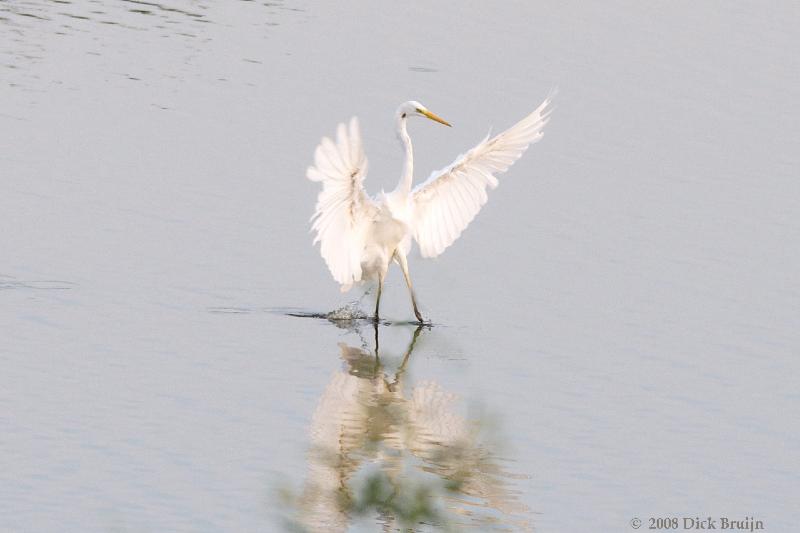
[401,113,407,118]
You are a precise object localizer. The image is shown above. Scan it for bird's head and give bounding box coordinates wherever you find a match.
[396,101,451,127]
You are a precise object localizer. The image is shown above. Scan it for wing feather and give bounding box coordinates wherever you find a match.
[411,96,554,258]
[307,117,376,288]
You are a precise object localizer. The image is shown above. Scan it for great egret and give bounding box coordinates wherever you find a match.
[307,95,554,322]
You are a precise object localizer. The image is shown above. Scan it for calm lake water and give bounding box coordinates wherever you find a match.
[2,1,798,531]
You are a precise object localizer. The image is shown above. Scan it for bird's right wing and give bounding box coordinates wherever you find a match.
[411,96,553,258]
[307,117,377,288]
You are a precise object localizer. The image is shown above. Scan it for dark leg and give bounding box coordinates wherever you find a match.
[395,253,423,322]
[373,319,379,357]
[374,271,384,322]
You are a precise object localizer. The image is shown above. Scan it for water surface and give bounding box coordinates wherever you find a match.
[1,1,798,531]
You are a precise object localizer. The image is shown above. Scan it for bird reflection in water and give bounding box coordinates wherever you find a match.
[280,322,532,532]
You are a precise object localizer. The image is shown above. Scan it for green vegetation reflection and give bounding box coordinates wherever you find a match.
[278,323,532,532]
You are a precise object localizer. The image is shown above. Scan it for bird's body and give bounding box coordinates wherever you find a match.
[359,196,410,281]
[307,96,553,321]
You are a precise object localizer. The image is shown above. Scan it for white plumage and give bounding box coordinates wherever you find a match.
[307,96,554,321]
[308,117,376,288]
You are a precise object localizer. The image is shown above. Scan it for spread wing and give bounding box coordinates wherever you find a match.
[307,117,377,288]
[411,96,554,258]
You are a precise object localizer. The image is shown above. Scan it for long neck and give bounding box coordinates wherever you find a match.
[392,115,414,197]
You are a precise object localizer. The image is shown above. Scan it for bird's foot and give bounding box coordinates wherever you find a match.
[412,313,431,326]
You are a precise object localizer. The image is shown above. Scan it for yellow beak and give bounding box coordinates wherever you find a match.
[419,108,452,127]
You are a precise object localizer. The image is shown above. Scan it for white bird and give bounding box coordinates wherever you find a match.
[307,95,554,322]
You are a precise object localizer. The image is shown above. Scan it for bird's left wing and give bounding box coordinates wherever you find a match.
[307,117,377,289]
[411,97,553,258]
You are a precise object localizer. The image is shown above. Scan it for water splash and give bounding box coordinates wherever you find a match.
[325,301,368,321]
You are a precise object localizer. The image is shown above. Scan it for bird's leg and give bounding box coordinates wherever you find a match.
[395,252,424,323]
[373,319,380,357]
[374,271,384,322]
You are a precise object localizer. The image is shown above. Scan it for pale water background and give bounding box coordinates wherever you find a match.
[2,1,799,531]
